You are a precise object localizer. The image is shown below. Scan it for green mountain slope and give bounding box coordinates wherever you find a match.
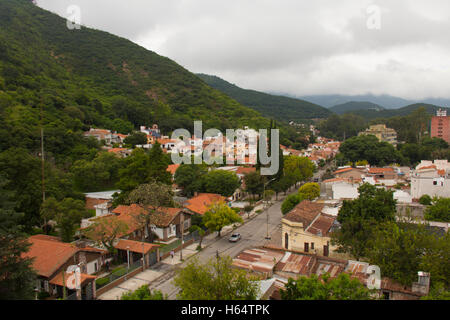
[196,73,331,122]
[343,103,449,120]
[329,101,385,114]
[0,0,269,157]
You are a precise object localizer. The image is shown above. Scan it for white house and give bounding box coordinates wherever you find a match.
[411,160,450,199]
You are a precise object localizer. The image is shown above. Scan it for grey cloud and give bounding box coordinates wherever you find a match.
[37,0,450,100]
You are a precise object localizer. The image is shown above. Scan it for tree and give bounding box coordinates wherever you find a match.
[203,203,243,237]
[123,132,148,147]
[148,142,172,185]
[41,197,92,242]
[339,135,402,166]
[281,194,303,215]
[82,215,129,255]
[331,184,396,259]
[243,171,264,200]
[121,285,166,300]
[0,176,37,300]
[190,225,206,249]
[368,221,450,287]
[127,182,175,242]
[173,256,259,300]
[201,170,240,197]
[284,156,315,186]
[298,183,320,200]
[174,164,208,197]
[419,194,432,206]
[424,197,450,222]
[281,273,373,300]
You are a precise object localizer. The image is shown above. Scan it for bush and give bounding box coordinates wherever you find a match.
[95,277,110,287]
[37,291,51,300]
[419,195,432,206]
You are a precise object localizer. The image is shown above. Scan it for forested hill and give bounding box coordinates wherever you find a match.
[0,0,270,149]
[342,103,449,120]
[196,73,331,122]
[329,101,385,114]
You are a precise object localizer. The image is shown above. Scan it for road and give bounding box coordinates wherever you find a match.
[147,168,327,299]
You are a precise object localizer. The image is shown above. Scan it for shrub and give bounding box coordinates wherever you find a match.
[96,277,110,287]
[419,194,432,206]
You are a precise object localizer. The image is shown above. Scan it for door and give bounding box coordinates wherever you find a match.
[323,245,329,257]
[284,233,289,250]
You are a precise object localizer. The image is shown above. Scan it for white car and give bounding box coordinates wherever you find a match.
[229,233,241,242]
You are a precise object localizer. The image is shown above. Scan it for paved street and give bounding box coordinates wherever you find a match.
[98,169,326,300]
[147,168,326,299]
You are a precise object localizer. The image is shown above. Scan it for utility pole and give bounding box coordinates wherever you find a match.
[264,178,276,240]
[180,213,184,261]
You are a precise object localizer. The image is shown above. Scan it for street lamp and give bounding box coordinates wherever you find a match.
[264,178,276,240]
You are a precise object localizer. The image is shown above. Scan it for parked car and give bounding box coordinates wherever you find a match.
[229,233,241,242]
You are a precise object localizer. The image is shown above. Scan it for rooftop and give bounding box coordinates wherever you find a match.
[184,193,227,215]
[114,239,159,254]
[283,200,324,228]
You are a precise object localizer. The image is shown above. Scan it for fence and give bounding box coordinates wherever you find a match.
[95,260,143,290]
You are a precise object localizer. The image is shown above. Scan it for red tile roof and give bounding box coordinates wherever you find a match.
[112,204,185,228]
[23,235,80,278]
[114,239,159,254]
[368,167,395,174]
[49,271,96,287]
[236,167,256,175]
[306,214,336,237]
[333,167,354,174]
[184,193,227,215]
[167,164,180,175]
[283,200,324,228]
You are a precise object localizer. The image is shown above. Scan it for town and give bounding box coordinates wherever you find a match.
[0,0,449,306]
[20,108,449,301]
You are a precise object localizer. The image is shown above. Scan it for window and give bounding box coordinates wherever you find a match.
[311,242,315,250]
[433,181,437,186]
[304,242,309,252]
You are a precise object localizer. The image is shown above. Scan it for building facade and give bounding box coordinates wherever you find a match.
[359,124,398,146]
[430,109,450,144]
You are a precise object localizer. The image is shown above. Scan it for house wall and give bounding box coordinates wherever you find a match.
[332,183,359,200]
[281,220,338,257]
[335,170,364,181]
[411,176,450,198]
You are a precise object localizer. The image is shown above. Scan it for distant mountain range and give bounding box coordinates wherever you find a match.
[196,74,331,122]
[329,101,385,114]
[341,103,450,120]
[297,94,450,110]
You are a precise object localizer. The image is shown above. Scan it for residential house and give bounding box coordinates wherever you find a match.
[112,204,192,242]
[411,160,450,199]
[281,200,339,257]
[107,147,132,158]
[333,167,365,182]
[359,124,398,146]
[84,128,113,145]
[23,235,107,300]
[183,193,227,216]
[84,190,120,211]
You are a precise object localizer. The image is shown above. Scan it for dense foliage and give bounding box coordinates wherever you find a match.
[281,273,373,300]
[173,256,259,300]
[121,285,166,300]
[424,198,450,222]
[197,73,331,122]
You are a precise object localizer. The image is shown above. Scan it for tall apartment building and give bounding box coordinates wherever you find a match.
[430,109,450,144]
[358,124,398,146]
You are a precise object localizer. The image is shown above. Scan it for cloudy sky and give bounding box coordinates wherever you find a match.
[36,0,450,99]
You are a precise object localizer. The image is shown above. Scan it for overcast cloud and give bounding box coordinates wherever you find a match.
[36,0,450,100]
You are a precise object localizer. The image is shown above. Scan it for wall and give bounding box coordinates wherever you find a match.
[85,197,109,210]
[411,175,450,199]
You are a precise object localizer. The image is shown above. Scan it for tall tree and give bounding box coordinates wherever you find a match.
[0,176,37,300]
[243,171,264,200]
[127,182,174,242]
[201,170,240,197]
[174,164,208,197]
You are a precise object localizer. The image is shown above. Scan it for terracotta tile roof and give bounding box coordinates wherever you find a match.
[417,165,437,171]
[322,178,349,184]
[49,271,96,287]
[283,200,324,228]
[167,164,180,175]
[23,235,80,278]
[236,167,256,175]
[306,214,336,236]
[114,239,159,254]
[184,193,227,215]
[157,138,177,145]
[108,148,128,153]
[368,167,395,174]
[112,204,185,228]
[333,167,354,174]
